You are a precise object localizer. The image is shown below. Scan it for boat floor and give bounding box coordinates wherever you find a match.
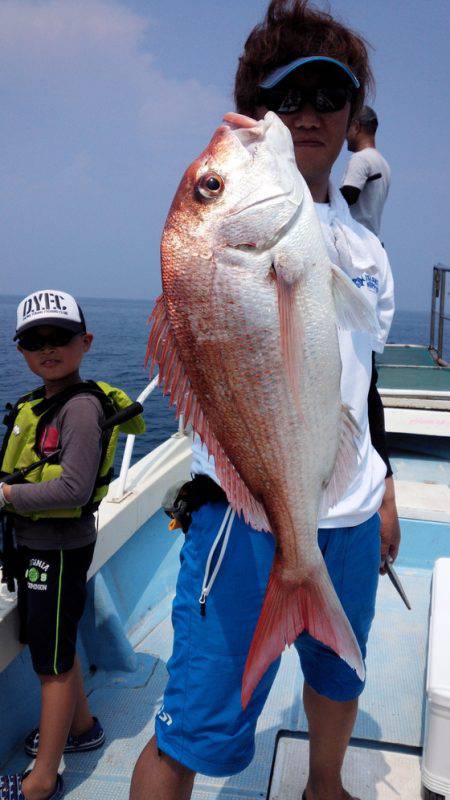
[376,345,450,393]
[3,566,429,799]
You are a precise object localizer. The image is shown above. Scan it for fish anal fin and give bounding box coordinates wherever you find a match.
[146,295,270,532]
[321,404,360,513]
[331,263,380,336]
[242,557,364,709]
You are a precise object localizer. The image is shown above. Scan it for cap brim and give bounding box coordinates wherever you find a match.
[259,56,360,90]
[14,318,85,341]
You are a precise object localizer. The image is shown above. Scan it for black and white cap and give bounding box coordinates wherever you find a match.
[14,290,86,340]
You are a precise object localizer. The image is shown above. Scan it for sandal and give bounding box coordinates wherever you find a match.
[25,717,104,757]
[0,773,64,800]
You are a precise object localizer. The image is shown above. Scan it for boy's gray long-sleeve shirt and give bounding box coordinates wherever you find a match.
[10,394,104,550]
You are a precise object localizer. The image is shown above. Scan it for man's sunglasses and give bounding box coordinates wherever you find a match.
[261,85,353,115]
[18,330,82,352]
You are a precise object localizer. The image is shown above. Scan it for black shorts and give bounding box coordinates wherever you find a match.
[17,543,95,676]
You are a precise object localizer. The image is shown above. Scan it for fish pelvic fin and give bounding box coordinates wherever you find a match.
[146,295,270,532]
[331,263,381,337]
[241,556,365,709]
[321,404,360,513]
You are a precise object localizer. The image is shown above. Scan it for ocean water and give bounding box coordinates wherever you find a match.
[1,295,448,471]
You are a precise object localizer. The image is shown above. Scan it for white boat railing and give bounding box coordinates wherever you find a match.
[113,376,185,501]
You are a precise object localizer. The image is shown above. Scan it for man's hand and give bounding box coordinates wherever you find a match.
[379,476,401,574]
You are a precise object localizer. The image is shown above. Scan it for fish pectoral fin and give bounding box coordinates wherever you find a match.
[321,404,361,513]
[241,557,364,709]
[276,273,303,409]
[146,295,270,533]
[331,263,381,336]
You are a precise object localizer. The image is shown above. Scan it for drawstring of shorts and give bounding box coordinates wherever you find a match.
[199,504,235,616]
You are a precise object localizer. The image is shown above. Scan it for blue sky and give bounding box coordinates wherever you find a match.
[1,0,448,310]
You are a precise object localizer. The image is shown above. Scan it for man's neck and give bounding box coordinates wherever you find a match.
[355,135,376,151]
[306,174,330,203]
[44,370,82,398]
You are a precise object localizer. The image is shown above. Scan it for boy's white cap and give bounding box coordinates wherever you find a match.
[14,290,86,340]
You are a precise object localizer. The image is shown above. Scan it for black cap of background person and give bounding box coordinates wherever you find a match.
[14,290,86,341]
[355,105,378,129]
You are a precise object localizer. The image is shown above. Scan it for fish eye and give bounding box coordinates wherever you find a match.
[196,172,224,201]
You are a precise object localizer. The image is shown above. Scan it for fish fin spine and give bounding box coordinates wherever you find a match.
[146,295,270,532]
[321,404,360,513]
[241,558,364,709]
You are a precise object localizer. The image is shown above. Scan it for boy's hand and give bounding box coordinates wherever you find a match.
[0,482,13,505]
[379,476,401,574]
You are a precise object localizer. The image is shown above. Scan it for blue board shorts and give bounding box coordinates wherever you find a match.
[155,501,380,777]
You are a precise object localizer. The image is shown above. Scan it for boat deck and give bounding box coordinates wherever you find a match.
[376,344,450,394]
[3,515,449,800]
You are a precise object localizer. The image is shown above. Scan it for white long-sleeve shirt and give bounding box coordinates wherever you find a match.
[191,181,395,529]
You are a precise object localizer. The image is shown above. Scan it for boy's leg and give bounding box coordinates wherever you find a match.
[17,543,95,797]
[130,736,194,800]
[22,668,78,800]
[130,501,278,800]
[69,655,94,736]
[295,514,381,800]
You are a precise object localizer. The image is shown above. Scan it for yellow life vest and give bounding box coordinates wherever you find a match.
[0,380,146,520]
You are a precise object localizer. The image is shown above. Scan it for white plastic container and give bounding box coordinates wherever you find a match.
[422,557,450,799]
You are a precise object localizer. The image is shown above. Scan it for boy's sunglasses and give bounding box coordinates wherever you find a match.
[261,85,353,115]
[18,330,81,352]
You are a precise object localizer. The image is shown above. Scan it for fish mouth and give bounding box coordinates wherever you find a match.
[222,112,302,252]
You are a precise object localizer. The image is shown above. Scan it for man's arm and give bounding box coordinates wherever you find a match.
[340,184,361,206]
[368,352,401,573]
[340,150,372,207]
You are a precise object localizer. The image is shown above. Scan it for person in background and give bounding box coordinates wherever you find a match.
[0,290,145,800]
[340,106,391,237]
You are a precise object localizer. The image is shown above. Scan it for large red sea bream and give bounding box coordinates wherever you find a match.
[146,111,380,708]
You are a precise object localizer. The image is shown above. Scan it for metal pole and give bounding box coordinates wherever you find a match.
[437,269,446,361]
[429,266,439,351]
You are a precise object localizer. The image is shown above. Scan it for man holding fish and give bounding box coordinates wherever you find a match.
[130,2,400,799]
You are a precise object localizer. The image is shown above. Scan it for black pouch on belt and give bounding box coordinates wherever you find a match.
[162,474,227,534]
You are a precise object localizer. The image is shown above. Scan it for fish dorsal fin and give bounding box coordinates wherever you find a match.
[331,263,380,336]
[321,404,361,513]
[146,295,270,531]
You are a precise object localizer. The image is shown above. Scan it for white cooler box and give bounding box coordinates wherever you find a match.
[422,557,450,799]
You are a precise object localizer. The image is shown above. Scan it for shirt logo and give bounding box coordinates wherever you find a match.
[352,274,379,293]
[26,559,50,591]
[157,706,173,726]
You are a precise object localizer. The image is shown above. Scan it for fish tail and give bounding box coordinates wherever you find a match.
[241,557,364,709]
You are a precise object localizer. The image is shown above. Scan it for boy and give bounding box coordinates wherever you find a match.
[0,289,145,800]
[130,3,400,799]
